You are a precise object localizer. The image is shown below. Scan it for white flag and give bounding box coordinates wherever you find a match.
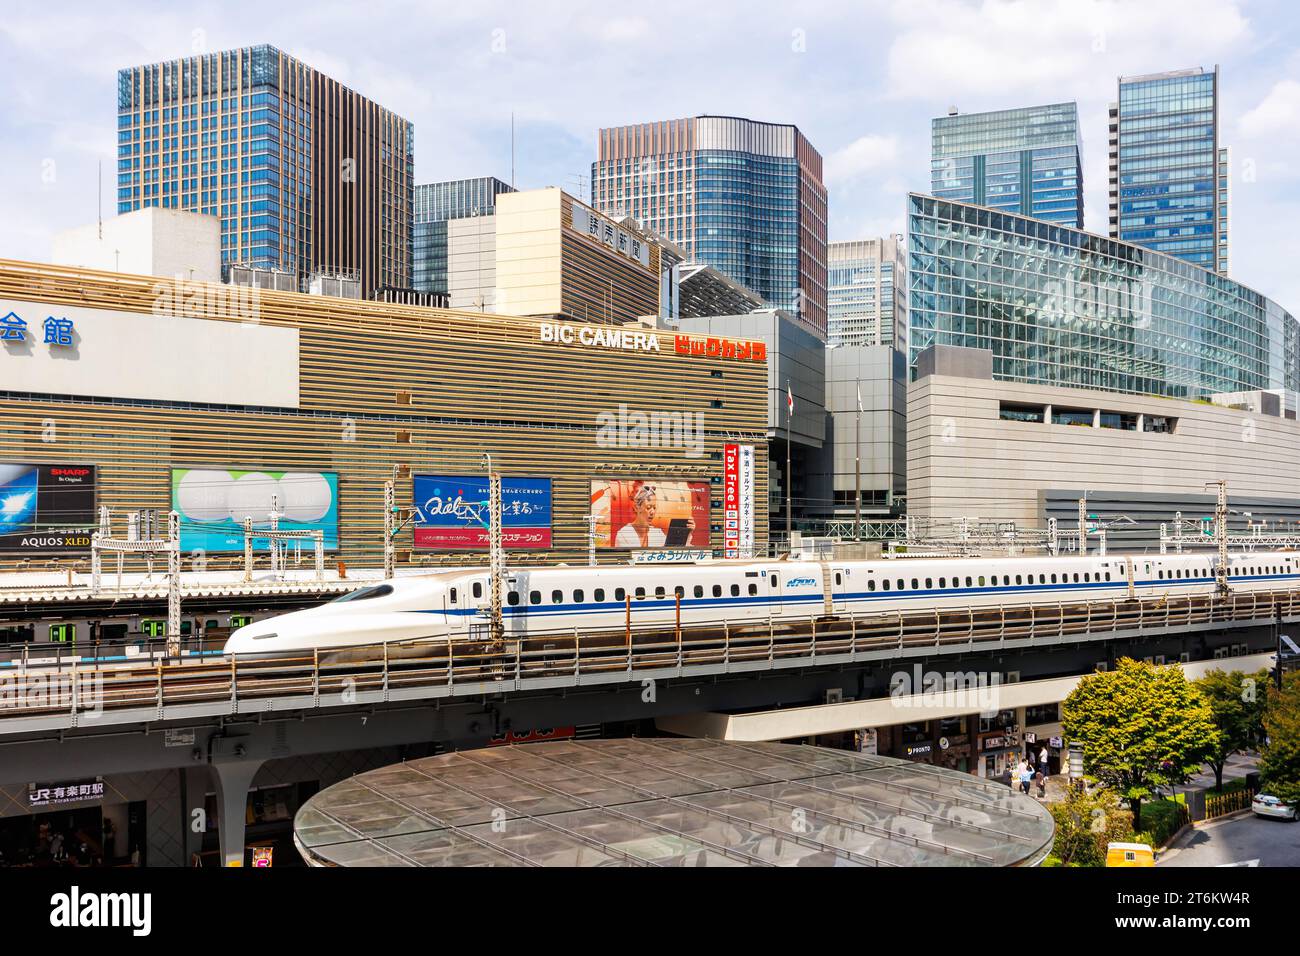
[786,382,794,417]
[856,383,863,413]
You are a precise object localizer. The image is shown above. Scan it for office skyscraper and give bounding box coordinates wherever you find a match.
[413,177,515,296]
[827,237,906,348]
[116,44,414,295]
[1108,66,1228,274]
[931,102,1084,229]
[592,115,828,335]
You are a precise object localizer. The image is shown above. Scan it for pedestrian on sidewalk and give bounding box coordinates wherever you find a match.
[1038,745,1049,776]
[1035,770,1046,799]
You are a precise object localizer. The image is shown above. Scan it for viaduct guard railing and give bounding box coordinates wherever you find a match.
[2,588,1295,728]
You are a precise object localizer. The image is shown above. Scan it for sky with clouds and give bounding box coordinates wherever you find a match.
[2,0,1299,306]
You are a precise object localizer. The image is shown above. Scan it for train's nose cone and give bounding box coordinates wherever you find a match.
[225,621,277,656]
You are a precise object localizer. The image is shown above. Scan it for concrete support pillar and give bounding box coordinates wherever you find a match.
[211,758,263,867]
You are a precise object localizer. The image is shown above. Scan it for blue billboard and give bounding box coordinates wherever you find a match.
[412,475,552,550]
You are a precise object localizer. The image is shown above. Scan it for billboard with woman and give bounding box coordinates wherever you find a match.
[589,479,710,549]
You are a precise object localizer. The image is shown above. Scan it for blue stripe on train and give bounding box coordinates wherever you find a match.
[414,572,1300,620]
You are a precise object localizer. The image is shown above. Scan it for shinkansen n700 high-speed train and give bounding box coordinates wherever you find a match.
[222,549,1300,657]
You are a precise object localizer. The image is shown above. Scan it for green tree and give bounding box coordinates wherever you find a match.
[1047,786,1139,867]
[1063,658,1219,832]
[1260,670,1300,805]
[1194,668,1269,791]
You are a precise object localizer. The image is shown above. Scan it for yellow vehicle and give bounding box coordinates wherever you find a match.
[1106,841,1155,867]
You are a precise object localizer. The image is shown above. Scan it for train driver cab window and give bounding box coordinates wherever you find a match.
[473,582,483,599]
[508,591,520,606]
[730,584,740,597]
[530,591,541,605]
[713,585,723,597]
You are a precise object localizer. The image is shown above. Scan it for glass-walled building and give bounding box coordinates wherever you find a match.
[592,115,828,336]
[413,177,515,296]
[827,237,906,348]
[907,194,1297,399]
[931,103,1084,229]
[116,44,414,296]
[1108,67,1227,274]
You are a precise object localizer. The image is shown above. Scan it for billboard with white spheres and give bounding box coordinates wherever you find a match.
[171,468,339,552]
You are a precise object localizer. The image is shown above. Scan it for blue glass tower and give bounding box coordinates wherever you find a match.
[413,177,515,295]
[931,103,1084,228]
[1109,67,1226,274]
[592,116,828,335]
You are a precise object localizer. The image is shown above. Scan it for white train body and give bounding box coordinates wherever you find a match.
[223,549,1300,657]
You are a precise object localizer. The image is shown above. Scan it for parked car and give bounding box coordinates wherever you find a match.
[1250,794,1298,821]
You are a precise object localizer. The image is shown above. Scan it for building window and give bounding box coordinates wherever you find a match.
[1051,407,1093,427]
[999,402,1044,423]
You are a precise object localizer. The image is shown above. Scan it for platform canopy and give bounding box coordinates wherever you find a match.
[293,738,1055,867]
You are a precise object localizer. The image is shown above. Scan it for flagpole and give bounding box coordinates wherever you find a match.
[855,379,862,542]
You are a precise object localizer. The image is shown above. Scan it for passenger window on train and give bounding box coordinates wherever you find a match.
[713,585,722,597]
[1050,574,1057,584]
[835,573,842,586]
[1073,573,1080,583]
[615,588,626,601]
[911,579,918,590]
[449,588,458,604]
[730,584,740,597]
[926,578,933,589]
[508,592,520,606]
[1106,572,1112,581]
[655,586,666,599]
[939,578,946,588]
[1085,573,1091,582]
[473,582,483,599]
[882,579,890,591]
[675,586,685,598]
[965,576,973,587]
[530,591,541,605]
[594,589,605,602]
[635,588,646,600]
[868,580,876,591]
[694,585,704,598]
[574,589,584,603]
[771,574,778,588]
[1015,575,1022,585]
[748,583,758,596]
[551,590,563,604]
